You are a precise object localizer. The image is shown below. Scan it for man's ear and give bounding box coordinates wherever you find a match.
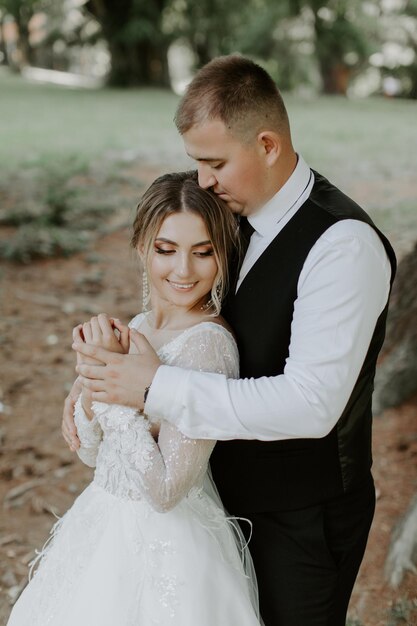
[257,131,281,166]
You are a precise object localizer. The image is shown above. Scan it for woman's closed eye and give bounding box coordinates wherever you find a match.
[155,246,175,255]
[194,249,214,257]
[154,246,214,257]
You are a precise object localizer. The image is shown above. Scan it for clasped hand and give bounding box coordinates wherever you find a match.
[62,314,162,451]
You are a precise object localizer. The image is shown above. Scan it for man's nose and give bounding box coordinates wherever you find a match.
[197,164,217,190]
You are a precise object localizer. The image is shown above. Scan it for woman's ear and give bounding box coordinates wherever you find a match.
[257,131,281,166]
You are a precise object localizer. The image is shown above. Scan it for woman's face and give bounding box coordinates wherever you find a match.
[148,210,218,312]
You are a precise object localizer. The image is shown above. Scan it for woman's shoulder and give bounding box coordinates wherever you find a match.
[201,315,234,336]
[167,317,239,377]
[183,315,235,343]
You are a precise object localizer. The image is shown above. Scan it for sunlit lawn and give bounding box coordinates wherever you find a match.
[1,67,416,252]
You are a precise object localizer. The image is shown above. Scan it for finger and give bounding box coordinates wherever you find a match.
[120,326,130,353]
[62,397,80,450]
[76,375,106,392]
[83,322,93,343]
[113,319,129,351]
[72,342,112,363]
[90,316,102,344]
[76,362,106,381]
[98,313,114,338]
[62,423,80,450]
[129,329,156,354]
[69,376,83,397]
[112,319,126,333]
[72,324,84,342]
[91,391,111,403]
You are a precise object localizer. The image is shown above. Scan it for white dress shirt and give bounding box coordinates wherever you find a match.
[146,156,392,441]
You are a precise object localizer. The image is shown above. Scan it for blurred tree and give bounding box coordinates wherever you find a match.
[164,0,245,69]
[86,0,171,86]
[217,0,372,94]
[0,0,37,67]
[234,0,317,91]
[376,0,417,99]
[0,0,71,71]
[309,1,371,94]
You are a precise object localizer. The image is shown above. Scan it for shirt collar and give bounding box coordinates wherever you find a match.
[248,154,312,237]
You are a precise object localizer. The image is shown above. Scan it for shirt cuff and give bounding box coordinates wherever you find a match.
[145,364,190,426]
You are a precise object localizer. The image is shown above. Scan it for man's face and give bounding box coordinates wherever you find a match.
[183,119,269,216]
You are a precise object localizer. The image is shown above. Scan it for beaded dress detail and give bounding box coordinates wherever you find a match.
[7,314,261,626]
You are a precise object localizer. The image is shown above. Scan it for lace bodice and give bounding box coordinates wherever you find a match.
[74,315,239,512]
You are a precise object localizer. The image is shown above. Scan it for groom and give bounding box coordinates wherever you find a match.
[65,56,396,625]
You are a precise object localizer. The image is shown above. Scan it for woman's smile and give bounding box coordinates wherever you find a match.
[167,280,198,291]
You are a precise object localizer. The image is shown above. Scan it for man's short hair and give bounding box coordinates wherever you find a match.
[175,55,290,142]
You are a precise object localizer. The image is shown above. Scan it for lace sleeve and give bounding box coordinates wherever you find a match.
[74,396,103,468]
[137,326,239,513]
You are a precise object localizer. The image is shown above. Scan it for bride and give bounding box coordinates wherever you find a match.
[7,171,262,626]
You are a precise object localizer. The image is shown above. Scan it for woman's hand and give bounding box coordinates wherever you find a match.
[62,377,83,450]
[72,314,130,419]
[73,314,130,361]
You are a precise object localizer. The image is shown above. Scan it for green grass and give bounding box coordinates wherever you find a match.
[1,68,416,256]
[2,68,416,182]
[0,68,184,172]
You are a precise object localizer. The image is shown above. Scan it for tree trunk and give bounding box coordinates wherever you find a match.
[319,61,351,95]
[0,19,8,66]
[13,9,35,68]
[373,241,417,415]
[386,495,417,587]
[108,39,169,87]
[87,0,171,88]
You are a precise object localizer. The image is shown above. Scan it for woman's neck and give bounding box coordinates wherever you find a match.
[147,300,212,331]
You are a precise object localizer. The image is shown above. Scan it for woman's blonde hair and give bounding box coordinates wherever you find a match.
[131,171,238,315]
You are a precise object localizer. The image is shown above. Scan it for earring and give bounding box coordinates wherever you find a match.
[142,269,150,312]
[200,298,213,311]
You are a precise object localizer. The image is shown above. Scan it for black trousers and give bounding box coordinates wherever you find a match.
[238,476,375,626]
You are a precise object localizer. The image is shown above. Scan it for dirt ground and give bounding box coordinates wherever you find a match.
[0,172,416,625]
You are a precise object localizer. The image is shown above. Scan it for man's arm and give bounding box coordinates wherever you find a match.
[76,222,392,441]
[145,222,392,440]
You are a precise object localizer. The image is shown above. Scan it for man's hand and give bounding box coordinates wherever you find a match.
[72,329,161,411]
[62,377,83,451]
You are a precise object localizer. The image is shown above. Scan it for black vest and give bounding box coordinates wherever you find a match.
[210,171,396,513]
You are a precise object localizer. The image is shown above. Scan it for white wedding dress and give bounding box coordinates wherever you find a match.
[7,314,261,626]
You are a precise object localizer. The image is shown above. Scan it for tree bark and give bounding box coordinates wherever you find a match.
[373,241,417,415]
[386,495,417,587]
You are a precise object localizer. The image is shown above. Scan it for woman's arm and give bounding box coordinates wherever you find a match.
[133,326,239,512]
[72,314,130,466]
